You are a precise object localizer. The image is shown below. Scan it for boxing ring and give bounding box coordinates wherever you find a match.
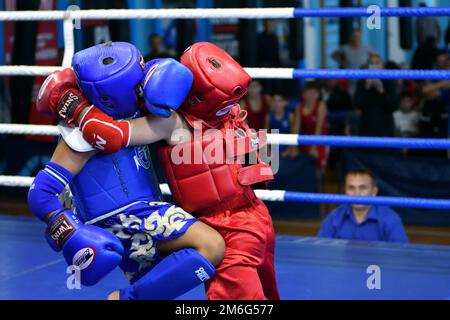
[1,215,450,300]
[1,6,450,300]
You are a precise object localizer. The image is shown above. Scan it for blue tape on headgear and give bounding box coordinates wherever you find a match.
[72,41,146,119]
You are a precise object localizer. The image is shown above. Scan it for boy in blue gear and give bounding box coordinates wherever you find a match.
[29,42,224,299]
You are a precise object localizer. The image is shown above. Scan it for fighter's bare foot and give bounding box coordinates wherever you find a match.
[107,291,120,300]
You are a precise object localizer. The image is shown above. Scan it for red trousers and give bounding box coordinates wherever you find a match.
[199,199,280,300]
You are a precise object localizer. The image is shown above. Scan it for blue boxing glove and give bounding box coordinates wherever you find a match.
[29,162,124,287]
[142,58,194,118]
[46,209,124,286]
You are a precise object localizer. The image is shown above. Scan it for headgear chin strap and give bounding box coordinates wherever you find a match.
[72,41,146,119]
[180,42,252,123]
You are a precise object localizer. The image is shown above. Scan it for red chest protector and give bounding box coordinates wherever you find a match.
[158,105,274,215]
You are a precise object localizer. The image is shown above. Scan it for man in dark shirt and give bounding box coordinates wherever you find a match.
[411,36,440,70]
[257,19,281,94]
[354,54,396,137]
[321,79,352,135]
[257,19,281,67]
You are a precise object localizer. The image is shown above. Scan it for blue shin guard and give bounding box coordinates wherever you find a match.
[119,248,215,300]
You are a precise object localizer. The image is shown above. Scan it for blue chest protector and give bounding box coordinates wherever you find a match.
[70,145,162,223]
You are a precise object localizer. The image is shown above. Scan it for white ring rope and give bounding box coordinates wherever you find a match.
[0,66,62,76]
[0,124,300,144]
[267,133,299,146]
[244,68,295,79]
[0,176,35,188]
[0,66,294,78]
[0,8,296,21]
[254,189,285,202]
[0,175,284,202]
[0,124,60,135]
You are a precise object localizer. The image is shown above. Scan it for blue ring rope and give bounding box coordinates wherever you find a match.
[293,7,450,18]
[283,192,450,210]
[295,135,450,149]
[292,69,450,80]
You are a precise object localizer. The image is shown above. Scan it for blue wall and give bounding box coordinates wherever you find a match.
[128,0,157,56]
[196,0,213,42]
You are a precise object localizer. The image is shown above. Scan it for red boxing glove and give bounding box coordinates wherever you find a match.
[37,68,90,126]
[79,106,130,153]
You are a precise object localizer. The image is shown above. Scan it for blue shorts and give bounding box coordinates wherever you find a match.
[94,201,197,284]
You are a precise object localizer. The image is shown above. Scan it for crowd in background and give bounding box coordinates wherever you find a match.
[241,17,450,190]
[241,16,450,239]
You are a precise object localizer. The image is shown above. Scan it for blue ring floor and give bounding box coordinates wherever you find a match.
[1,214,450,300]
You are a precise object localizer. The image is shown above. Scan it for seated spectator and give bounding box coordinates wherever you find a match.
[393,92,419,137]
[320,79,352,112]
[241,80,270,131]
[331,29,378,95]
[394,93,420,156]
[320,78,352,135]
[331,29,377,69]
[318,168,408,243]
[265,94,293,157]
[354,54,396,137]
[293,81,329,183]
[144,34,174,62]
[434,49,450,70]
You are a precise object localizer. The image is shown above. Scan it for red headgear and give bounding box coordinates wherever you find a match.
[180,42,252,122]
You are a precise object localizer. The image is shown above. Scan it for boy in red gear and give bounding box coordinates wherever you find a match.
[51,42,280,300]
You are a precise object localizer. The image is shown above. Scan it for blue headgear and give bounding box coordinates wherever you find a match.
[72,41,146,119]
